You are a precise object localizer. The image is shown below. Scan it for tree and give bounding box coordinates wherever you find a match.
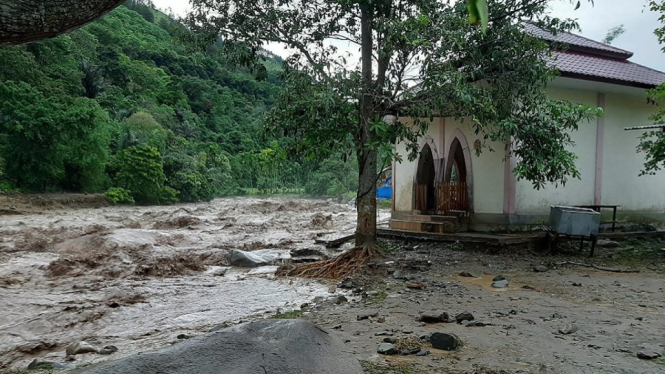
[112,145,178,204]
[0,0,126,45]
[189,0,598,277]
[602,24,626,45]
[638,1,665,174]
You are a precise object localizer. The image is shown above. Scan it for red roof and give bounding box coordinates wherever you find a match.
[525,24,665,88]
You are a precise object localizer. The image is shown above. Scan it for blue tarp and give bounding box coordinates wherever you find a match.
[377,186,392,199]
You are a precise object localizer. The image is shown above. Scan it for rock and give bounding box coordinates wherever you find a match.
[522,285,536,290]
[28,360,77,371]
[533,265,549,273]
[637,349,662,360]
[491,280,509,288]
[290,248,325,257]
[333,295,348,305]
[455,311,474,323]
[492,275,506,282]
[596,240,620,248]
[558,324,578,335]
[572,282,582,287]
[176,334,191,340]
[338,278,360,289]
[65,341,98,356]
[392,270,409,280]
[416,349,430,356]
[357,312,378,321]
[406,283,427,289]
[463,321,491,327]
[416,312,451,323]
[230,250,270,268]
[383,337,398,344]
[98,345,118,355]
[430,332,462,351]
[81,320,363,374]
[458,271,474,277]
[377,343,397,355]
[209,267,228,276]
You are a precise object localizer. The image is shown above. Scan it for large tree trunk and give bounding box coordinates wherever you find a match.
[0,0,125,45]
[355,7,377,248]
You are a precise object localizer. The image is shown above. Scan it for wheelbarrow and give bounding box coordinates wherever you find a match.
[541,206,601,257]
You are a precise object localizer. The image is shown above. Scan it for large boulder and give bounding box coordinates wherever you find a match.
[79,319,363,374]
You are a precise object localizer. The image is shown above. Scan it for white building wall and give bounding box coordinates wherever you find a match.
[515,87,598,213]
[601,92,665,212]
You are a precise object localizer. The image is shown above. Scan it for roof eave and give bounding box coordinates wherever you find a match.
[559,71,659,90]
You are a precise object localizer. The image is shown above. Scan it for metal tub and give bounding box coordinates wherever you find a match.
[549,206,600,237]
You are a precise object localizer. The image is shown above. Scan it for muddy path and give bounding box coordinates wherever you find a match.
[0,196,389,370]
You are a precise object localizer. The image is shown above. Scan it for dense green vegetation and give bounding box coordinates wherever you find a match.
[0,1,358,202]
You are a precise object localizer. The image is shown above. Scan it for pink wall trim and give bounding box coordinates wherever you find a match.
[503,137,517,214]
[594,93,605,205]
[440,117,446,158]
[391,161,396,211]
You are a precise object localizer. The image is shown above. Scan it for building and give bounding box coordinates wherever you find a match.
[390,25,665,232]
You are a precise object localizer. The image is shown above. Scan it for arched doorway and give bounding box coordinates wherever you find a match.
[441,136,471,213]
[415,144,436,212]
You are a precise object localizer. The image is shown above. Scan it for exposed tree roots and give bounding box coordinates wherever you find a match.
[278,243,384,279]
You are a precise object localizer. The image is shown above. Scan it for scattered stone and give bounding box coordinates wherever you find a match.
[492,275,506,282]
[377,316,386,323]
[551,312,564,319]
[80,319,362,374]
[333,295,348,305]
[332,324,342,330]
[357,312,379,321]
[176,334,191,340]
[637,351,661,360]
[65,355,76,362]
[28,360,77,371]
[406,283,427,290]
[429,332,462,351]
[383,337,398,344]
[416,312,451,323]
[596,240,621,248]
[416,349,430,356]
[65,341,98,356]
[98,345,118,355]
[209,267,228,276]
[558,324,578,335]
[491,280,509,288]
[375,331,393,336]
[392,270,409,280]
[572,282,582,287]
[459,271,474,277]
[230,250,270,268]
[377,343,398,355]
[455,311,474,323]
[462,321,492,327]
[290,248,325,257]
[328,285,337,293]
[533,265,549,273]
[338,278,360,289]
[402,330,413,334]
[107,302,120,308]
[522,285,536,290]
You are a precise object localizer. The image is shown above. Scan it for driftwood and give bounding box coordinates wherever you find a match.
[556,261,640,273]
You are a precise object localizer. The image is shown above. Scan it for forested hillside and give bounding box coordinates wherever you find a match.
[0,1,357,203]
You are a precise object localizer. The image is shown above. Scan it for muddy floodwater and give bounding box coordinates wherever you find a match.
[0,196,387,370]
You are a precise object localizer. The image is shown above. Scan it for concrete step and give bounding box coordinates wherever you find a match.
[403,214,459,223]
[389,219,457,234]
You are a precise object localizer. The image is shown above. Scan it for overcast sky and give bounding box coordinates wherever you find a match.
[152,0,665,70]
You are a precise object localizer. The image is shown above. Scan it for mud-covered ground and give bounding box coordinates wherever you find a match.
[1,195,664,374]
